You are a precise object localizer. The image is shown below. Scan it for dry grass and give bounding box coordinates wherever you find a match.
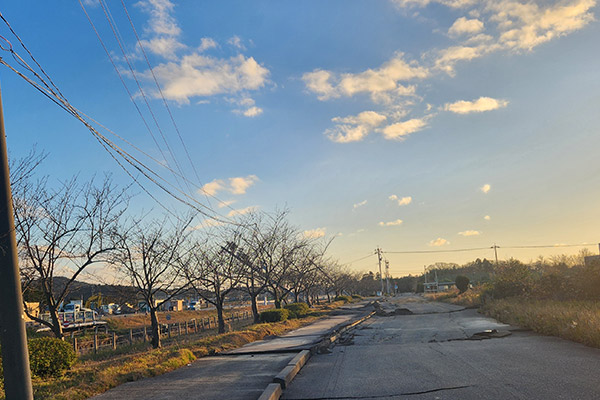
[104,304,273,331]
[1,300,353,399]
[481,298,600,348]
[425,288,484,308]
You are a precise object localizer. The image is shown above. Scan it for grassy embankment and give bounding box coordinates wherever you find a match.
[426,288,600,349]
[0,300,352,400]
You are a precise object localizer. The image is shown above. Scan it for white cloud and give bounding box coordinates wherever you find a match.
[489,0,596,51]
[378,219,404,226]
[484,215,491,221]
[227,206,258,217]
[243,106,263,117]
[140,37,186,59]
[480,184,491,194]
[150,54,269,104]
[434,45,487,75]
[303,53,428,102]
[353,200,368,209]
[458,230,481,236]
[199,175,259,196]
[429,237,450,246]
[217,200,236,208]
[198,37,218,52]
[136,0,269,106]
[389,195,412,206]
[445,97,509,114]
[200,179,224,196]
[229,175,259,194]
[326,111,387,143]
[227,35,245,50]
[303,227,326,239]
[449,17,484,36]
[382,118,427,140]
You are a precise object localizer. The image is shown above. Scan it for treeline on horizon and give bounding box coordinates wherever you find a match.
[379,249,600,301]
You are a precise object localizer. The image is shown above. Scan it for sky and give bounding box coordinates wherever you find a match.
[1,0,599,277]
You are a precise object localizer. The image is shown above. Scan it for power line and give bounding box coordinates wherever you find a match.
[0,11,243,227]
[502,243,595,249]
[79,0,185,192]
[0,49,233,225]
[97,0,189,194]
[342,253,374,265]
[119,0,202,187]
[384,246,492,254]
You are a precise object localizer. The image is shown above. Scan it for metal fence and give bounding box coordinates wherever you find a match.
[72,310,253,355]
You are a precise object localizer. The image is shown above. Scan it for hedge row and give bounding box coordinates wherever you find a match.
[0,336,76,385]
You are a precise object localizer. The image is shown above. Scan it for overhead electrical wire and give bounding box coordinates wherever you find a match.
[79,0,188,194]
[119,0,203,187]
[0,13,237,226]
[384,247,492,255]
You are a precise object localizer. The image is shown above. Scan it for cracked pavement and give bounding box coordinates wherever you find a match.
[283,295,600,399]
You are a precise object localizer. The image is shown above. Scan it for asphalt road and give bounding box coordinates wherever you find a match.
[91,303,371,400]
[283,295,600,400]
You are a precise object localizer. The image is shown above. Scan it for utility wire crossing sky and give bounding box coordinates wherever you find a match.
[0,0,599,275]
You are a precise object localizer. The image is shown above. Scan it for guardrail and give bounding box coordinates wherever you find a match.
[71,310,253,355]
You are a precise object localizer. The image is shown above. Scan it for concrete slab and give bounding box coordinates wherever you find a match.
[92,353,294,400]
[226,314,362,354]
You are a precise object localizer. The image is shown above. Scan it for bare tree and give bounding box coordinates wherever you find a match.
[14,175,127,338]
[181,229,246,334]
[116,216,192,348]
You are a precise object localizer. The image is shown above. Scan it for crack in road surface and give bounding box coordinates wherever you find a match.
[284,384,474,399]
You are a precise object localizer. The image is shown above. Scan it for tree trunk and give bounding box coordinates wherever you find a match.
[150,308,161,348]
[272,287,281,308]
[250,294,260,324]
[49,305,64,339]
[216,302,226,334]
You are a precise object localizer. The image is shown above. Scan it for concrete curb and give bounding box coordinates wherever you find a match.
[273,349,311,389]
[319,310,376,350]
[257,383,282,400]
[257,309,376,399]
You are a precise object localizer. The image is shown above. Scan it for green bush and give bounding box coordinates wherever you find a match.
[28,337,76,377]
[334,295,352,303]
[259,308,290,323]
[455,275,470,293]
[284,302,310,318]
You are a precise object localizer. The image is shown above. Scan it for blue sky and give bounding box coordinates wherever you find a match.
[1,0,599,276]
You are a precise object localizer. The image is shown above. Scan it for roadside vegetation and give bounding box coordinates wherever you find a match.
[422,251,600,349]
[0,299,355,399]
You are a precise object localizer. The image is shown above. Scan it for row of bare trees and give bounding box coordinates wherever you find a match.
[10,152,361,348]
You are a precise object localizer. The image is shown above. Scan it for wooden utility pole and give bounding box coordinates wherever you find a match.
[0,82,34,399]
[375,247,384,295]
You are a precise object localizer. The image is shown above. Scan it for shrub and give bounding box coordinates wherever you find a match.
[490,259,535,299]
[284,302,310,318]
[455,275,470,293]
[28,337,76,377]
[259,308,289,323]
[334,295,352,303]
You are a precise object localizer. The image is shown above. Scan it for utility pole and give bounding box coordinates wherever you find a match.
[0,82,34,399]
[375,247,384,296]
[492,243,499,265]
[385,259,390,295]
